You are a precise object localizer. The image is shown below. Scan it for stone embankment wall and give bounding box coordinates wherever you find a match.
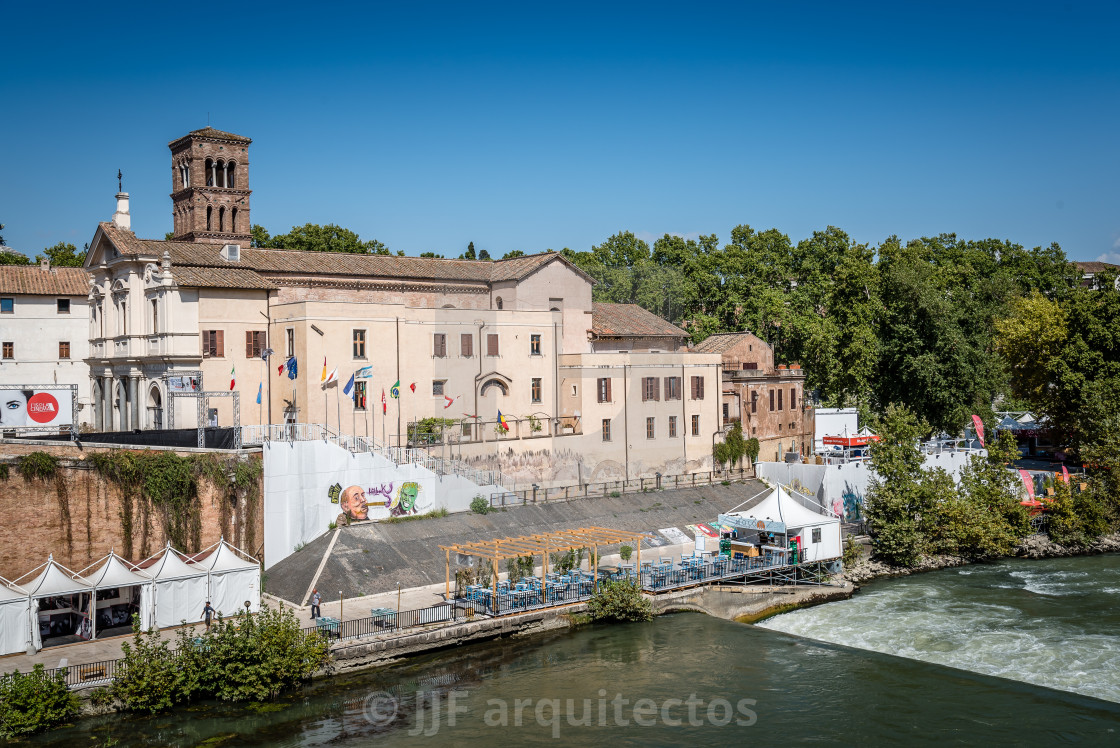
[0,440,264,579]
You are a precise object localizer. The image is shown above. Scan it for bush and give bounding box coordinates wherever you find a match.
[0,665,78,737]
[1047,480,1110,547]
[470,495,490,515]
[619,545,633,562]
[587,580,653,623]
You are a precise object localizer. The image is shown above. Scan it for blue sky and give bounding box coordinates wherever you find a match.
[2,1,1118,262]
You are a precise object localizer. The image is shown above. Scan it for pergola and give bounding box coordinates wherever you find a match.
[439,526,648,605]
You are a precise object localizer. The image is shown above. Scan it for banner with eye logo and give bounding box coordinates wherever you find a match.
[0,386,75,428]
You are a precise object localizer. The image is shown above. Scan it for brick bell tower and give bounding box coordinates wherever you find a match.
[168,127,252,244]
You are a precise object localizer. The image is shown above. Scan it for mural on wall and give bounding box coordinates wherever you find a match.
[327,478,425,523]
[831,482,864,522]
[329,483,370,523]
[387,482,420,517]
[463,447,713,487]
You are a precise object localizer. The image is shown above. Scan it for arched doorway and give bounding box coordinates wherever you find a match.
[147,385,163,430]
[478,376,510,436]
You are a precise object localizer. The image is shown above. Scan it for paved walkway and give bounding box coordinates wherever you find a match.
[0,542,700,676]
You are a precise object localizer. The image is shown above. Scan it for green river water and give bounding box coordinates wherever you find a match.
[16,555,1120,746]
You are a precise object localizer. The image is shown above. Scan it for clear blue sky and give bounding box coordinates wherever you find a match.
[2,1,1118,263]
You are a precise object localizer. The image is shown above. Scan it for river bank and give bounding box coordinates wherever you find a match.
[840,531,1120,585]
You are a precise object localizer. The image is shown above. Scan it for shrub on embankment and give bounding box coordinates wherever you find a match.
[0,664,78,737]
[97,605,331,714]
[588,580,653,623]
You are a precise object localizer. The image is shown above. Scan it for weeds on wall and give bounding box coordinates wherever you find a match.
[15,452,72,558]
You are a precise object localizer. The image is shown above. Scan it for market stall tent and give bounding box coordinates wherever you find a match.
[0,578,31,656]
[727,485,842,563]
[197,538,261,618]
[13,555,93,650]
[75,551,152,639]
[140,544,209,629]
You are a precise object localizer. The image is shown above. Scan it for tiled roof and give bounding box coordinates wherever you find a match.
[1074,261,1120,273]
[172,266,277,290]
[0,265,89,296]
[170,127,251,145]
[692,332,760,354]
[590,303,688,339]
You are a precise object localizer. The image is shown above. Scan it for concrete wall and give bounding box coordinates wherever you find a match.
[814,407,858,451]
[0,441,262,580]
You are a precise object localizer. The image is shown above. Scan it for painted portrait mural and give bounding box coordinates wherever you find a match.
[328,480,424,522]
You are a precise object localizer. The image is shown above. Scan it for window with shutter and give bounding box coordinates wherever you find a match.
[597,378,611,403]
[487,334,499,356]
[778,389,783,410]
[434,334,447,358]
[216,330,224,358]
[790,387,797,409]
[461,333,473,357]
[769,389,775,411]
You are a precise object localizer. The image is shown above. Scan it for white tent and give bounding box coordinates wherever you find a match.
[75,551,152,639]
[728,485,842,563]
[198,538,261,618]
[14,555,93,650]
[0,577,31,656]
[141,544,209,629]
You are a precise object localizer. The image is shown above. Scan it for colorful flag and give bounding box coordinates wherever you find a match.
[971,415,985,447]
[381,389,387,414]
[323,367,338,386]
[256,382,262,405]
[409,382,416,393]
[230,364,236,391]
[390,380,400,398]
[1019,469,1035,500]
[497,410,509,431]
[320,357,328,383]
[355,365,373,379]
[277,362,284,376]
[343,373,355,396]
[286,356,298,380]
[443,395,455,409]
[1061,465,1070,484]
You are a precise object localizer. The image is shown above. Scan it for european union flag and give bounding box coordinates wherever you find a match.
[286,356,298,380]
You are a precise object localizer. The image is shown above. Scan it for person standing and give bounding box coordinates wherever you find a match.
[310,589,321,620]
[202,601,216,630]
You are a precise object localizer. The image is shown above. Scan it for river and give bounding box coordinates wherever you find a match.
[18,556,1120,746]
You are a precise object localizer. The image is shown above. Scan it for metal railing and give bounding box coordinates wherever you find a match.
[1,657,121,690]
[489,467,754,507]
[637,554,793,593]
[304,604,459,642]
[455,575,599,616]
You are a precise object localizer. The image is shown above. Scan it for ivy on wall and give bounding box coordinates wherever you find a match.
[14,452,72,558]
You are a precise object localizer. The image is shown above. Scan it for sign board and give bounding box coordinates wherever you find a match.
[167,376,201,393]
[0,387,74,428]
[717,513,787,535]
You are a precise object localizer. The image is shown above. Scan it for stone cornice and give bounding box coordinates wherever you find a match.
[266,276,490,294]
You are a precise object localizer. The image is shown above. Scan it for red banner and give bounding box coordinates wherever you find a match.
[1019,470,1035,500]
[1061,465,1070,484]
[971,415,986,447]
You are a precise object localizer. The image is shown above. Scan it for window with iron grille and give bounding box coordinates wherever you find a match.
[531,378,542,403]
[530,334,541,355]
[646,417,655,439]
[246,331,266,358]
[433,333,447,358]
[352,329,366,359]
[433,380,445,396]
[597,377,611,403]
[602,418,611,442]
[461,333,473,357]
[202,330,224,358]
[2,342,11,359]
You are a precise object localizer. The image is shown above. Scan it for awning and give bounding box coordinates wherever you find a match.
[717,513,787,534]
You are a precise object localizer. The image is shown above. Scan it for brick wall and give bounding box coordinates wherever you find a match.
[0,442,263,580]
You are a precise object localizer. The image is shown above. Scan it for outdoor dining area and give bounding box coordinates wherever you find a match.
[440,526,648,617]
[634,550,790,592]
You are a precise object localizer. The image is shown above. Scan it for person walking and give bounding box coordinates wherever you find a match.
[202,601,216,630]
[310,589,321,620]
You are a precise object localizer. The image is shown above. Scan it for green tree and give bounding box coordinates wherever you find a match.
[0,248,30,265]
[864,403,931,566]
[419,251,444,258]
[250,224,271,248]
[724,421,746,468]
[0,665,78,737]
[36,241,85,267]
[588,580,652,622]
[502,249,525,259]
[255,224,389,255]
[462,242,476,260]
[478,248,491,261]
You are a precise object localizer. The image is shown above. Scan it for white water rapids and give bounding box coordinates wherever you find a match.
[758,555,1120,704]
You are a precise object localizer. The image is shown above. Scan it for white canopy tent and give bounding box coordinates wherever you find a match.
[727,485,842,563]
[75,551,152,639]
[0,577,31,656]
[140,544,210,629]
[197,538,261,618]
[14,555,93,650]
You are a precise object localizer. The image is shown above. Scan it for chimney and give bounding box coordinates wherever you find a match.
[40,258,50,272]
[112,192,131,231]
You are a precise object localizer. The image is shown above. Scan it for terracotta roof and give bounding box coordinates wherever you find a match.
[590,303,688,339]
[1074,261,1120,273]
[172,266,277,290]
[692,332,763,354]
[0,265,89,296]
[169,127,251,145]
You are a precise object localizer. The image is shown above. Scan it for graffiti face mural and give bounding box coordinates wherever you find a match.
[339,485,369,521]
[387,482,420,517]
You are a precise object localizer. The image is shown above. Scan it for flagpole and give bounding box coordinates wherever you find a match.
[336,384,342,438]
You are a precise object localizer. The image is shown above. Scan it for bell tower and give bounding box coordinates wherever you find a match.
[168,127,252,244]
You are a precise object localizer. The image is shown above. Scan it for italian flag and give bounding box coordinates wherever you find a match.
[230,364,236,391]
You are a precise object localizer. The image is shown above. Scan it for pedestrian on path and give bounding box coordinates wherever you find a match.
[310,589,321,619]
[202,601,215,630]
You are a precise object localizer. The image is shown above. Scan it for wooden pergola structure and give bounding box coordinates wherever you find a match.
[439,526,648,606]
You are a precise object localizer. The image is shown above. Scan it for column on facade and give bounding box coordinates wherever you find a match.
[130,376,140,431]
[92,379,103,432]
[103,376,114,432]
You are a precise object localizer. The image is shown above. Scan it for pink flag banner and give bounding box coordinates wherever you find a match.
[1061,465,1070,484]
[1019,470,1035,500]
[971,415,986,447]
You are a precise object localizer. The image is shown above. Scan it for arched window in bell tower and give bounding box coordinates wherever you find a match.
[205,158,214,186]
[206,205,212,231]
[227,162,236,189]
[218,206,225,232]
[231,207,238,233]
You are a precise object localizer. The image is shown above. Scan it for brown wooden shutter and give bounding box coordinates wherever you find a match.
[216,330,224,358]
[461,333,472,357]
[654,377,660,401]
[487,334,499,356]
[698,376,704,400]
[606,378,612,402]
[246,331,253,358]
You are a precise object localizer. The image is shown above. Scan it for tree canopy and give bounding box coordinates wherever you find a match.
[250,224,391,255]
